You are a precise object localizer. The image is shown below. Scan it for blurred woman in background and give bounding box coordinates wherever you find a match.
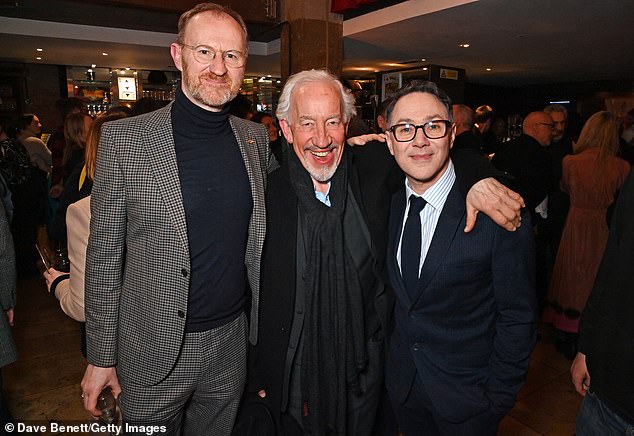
[61,112,92,190]
[252,111,283,163]
[544,111,631,358]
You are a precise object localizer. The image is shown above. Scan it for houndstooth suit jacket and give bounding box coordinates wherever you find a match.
[84,103,269,386]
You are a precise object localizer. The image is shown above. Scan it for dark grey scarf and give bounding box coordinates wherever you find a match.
[287,149,367,435]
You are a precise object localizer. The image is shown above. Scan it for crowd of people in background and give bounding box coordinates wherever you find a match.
[1,2,633,435]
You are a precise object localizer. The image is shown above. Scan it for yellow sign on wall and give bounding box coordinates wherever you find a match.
[439,68,459,80]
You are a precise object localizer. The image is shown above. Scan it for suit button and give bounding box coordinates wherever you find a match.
[178,310,185,318]
[412,342,420,351]
[281,326,287,332]
[181,269,188,277]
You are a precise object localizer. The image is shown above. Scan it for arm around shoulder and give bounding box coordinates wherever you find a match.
[84,124,126,367]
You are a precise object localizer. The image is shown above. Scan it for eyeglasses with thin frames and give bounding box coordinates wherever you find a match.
[179,43,246,68]
[388,120,452,142]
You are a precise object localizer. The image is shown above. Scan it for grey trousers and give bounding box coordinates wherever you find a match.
[119,313,247,436]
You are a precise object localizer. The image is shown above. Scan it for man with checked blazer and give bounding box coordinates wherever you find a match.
[80,3,271,434]
[384,82,537,435]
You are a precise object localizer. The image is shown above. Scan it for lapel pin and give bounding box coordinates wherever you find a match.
[246,139,256,144]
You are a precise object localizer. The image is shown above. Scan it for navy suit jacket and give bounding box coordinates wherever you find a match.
[386,178,537,423]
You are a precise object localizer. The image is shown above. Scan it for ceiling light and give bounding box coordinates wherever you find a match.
[36,48,43,52]
[422,67,428,71]
[102,52,108,56]
[91,64,97,68]
[421,58,426,62]
[35,57,42,60]
[486,67,492,71]
[459,43,470,48]
[126,67,130,70]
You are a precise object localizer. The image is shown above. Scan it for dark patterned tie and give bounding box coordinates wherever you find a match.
[401,195,427,297]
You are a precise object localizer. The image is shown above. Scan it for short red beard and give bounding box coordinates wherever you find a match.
[185,71,239,109]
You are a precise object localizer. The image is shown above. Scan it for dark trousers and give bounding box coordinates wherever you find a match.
[576,391,634,436]
[389,374,500,436]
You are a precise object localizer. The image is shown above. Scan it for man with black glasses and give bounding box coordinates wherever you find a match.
[384,82,537,435]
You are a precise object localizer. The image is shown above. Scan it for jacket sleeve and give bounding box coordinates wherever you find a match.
[486,208,537,415]
[452,147,507,196]
[55,279,84,322]
[84,124,126,367]
[0,199,16,311]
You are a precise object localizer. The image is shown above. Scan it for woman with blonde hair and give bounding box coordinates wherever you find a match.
[544,111,630,358]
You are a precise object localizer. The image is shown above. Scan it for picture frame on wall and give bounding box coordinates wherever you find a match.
[382,72,402,102]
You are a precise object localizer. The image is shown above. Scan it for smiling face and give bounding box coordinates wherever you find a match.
[279,80,347,194]
[170,11,246,111]
[386,92,455,195]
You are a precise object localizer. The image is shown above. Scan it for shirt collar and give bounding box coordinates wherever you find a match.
[314,181,332,207]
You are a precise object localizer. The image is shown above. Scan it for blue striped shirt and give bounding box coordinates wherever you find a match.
[397,160,456,276]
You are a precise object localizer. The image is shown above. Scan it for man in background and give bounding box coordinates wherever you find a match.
[492,111,554,312]
[543,104,572,256]
[475,104,500,154]
[452,103,483,154]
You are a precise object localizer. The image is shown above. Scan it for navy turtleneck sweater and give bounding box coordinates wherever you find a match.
[172,87,252,333]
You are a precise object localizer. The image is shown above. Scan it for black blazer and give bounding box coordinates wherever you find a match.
[492,134,553,211]
[386,179,537,423]
[578,169,634,423]
[245,141,401,427]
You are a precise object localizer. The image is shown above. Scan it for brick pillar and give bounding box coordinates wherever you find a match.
[280,0,343,81]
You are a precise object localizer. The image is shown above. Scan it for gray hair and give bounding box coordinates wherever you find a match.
[544,103,568,119]
[276,69,356,124]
